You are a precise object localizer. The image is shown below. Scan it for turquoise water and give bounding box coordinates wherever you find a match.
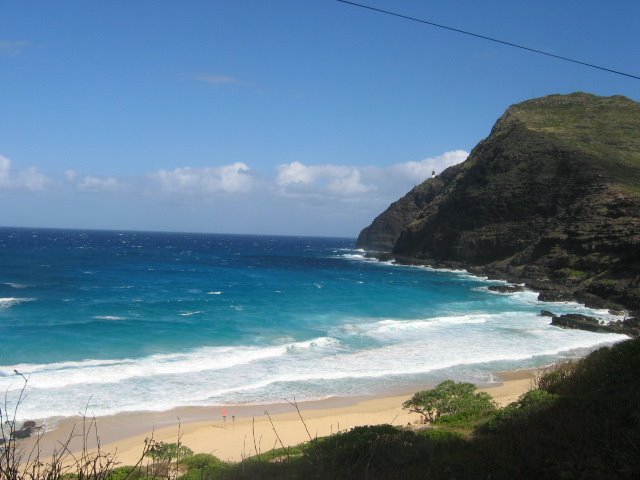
[0,227,627,419]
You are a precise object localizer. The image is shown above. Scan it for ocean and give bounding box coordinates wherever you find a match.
[0,227,628,420]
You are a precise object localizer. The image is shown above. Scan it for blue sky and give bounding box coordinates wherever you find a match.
[1,0,639,237]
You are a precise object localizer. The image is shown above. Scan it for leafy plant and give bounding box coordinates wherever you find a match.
[146,442,194,463]
[479,389,559,433]
[178,453,225,480]
[402,380,496,424]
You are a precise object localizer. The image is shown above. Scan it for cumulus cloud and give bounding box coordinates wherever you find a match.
[0,40,29,56]
[193,73,239,85]
[151,162,254,195]
[0,155,49,191]
[0,149,468,218]
[17,167,49,191]
[77,175,121,192]
[276,162,372,197]
[390,150,469,183]
[0,155,10,187]
[275,150,468,200]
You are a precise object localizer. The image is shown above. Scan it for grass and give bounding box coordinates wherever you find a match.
[506,93,640,195]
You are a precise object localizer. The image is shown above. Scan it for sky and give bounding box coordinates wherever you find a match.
[1,0,639,237]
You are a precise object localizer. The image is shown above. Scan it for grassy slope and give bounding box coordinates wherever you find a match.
[503,93,640,195]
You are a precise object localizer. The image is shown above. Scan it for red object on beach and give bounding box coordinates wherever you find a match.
[221,408,228,417]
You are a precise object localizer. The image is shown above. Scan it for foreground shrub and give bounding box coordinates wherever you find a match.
[478,389,558,433]
[146,441,194,463]
[106,466,152,480]
[295,424,467,480]
[178,453,226,480]
[403,380,497,426]
[535,361,578,393]
[415,428,465,442]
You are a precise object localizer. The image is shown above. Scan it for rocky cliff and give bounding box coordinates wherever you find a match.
[357,93,640,312]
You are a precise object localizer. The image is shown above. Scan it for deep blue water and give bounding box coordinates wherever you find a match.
[0,227,627,419]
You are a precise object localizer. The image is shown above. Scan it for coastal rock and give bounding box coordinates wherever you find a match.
[551,314,602,332]
[488,285,524,293]
[357,93,640,314]
[12,428,32,439]
[540,310,555,318]
[356,170,457,253]
[551,313,638,337]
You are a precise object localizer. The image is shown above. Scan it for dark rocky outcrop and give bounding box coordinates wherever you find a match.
[5,420,41,440]
[356,167,463,252]
[357,93,640,317]
[551,313,639,336]
[488,285,524,293]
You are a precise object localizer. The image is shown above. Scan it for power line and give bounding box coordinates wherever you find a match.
[336,0,640,81]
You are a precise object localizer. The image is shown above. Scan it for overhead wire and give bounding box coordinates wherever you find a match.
[336,0,640,81]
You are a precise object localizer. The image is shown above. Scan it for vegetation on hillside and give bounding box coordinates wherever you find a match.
[357,93,640,314]
[505,93,640,193]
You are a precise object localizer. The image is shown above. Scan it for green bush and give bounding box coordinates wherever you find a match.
[177,454,227,480]
[300,425,432,479]
[403,380,496,425]
[145,442,194,462]
[106,466,151,480]
[536,361,578,393]
[415,428,465,442]
[479,389,559,433]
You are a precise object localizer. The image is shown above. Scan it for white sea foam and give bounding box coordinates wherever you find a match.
[179,311,203,316]
[207,291,223,295]
[0,297,35,308]
[342,253,625,323]
[0,337,342,392]
[363,314,493,335]
[5,324,626,419]
[4,282,28,289]
[92,315,125,321]
[340,253,366,260]
[338,253,395,265]
[338,253,485,277]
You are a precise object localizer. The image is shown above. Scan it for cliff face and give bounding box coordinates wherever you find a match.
[356,164,465,252]
[357,93,640,311]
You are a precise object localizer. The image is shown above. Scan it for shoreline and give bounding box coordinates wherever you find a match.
[360,251,638,335]
[20,369,535,464]
[376,252,634,316]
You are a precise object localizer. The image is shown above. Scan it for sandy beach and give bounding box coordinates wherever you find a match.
[19,370,535,465]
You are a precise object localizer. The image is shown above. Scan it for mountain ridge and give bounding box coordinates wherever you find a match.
[357,92,640,313]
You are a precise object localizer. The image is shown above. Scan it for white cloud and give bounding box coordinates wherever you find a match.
[276,162,372,197]
[77,175,121,192]
[0,155,10,187]
[17,167,49,191]
[275,150,468,200]
[194,73,239,85]
[276,161,315,186]
[390,150,469,183]
[151,162,253,195]
[0,155,49,191]
[327,168,370,195]
[64,169,78,181]
[0,40,28,56]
